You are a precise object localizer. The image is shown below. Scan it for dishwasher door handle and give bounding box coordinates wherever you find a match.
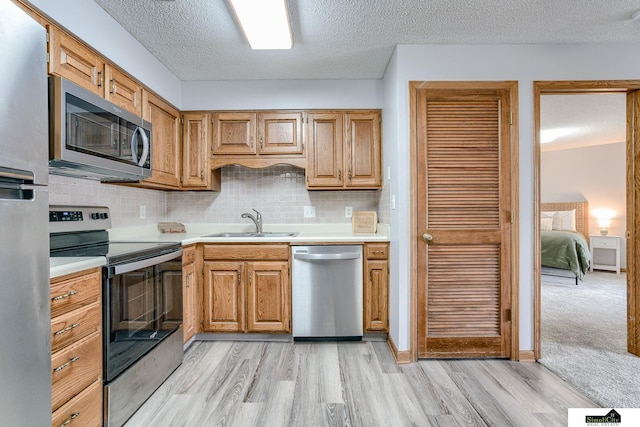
[294,252,361,261]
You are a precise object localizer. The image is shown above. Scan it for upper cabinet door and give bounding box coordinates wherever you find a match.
[141,90,181,189]
[47,25,103,96]
[344,111,381,188]
[182,112,211,189]
[212,112,256,155]
[306,112,344,187]
[104,65,142,117]
[258,112,303,155]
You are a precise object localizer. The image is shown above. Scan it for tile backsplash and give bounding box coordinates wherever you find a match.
[48,175,166,227]
[49,165,389,228]
[167,166,383,224]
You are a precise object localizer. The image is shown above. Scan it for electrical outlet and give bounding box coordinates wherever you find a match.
[139,205,146,219]
[345,206,353,218]
[303,206,316,218]
[391,194,396,210]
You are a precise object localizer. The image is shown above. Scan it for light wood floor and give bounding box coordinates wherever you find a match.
[124,340,595,426]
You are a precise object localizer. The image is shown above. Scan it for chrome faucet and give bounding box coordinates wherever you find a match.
[241,209,262,233]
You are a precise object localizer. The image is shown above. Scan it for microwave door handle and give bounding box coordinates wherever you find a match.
[138,127,150,167]
[131,127,140,165]
[130,127,150,167]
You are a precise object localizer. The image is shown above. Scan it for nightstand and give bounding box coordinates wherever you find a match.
[590,235,621,274]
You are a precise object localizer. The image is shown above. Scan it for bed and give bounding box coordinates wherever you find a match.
[541,202,592,285]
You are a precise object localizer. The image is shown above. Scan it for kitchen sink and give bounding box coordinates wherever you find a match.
[204,231,298,238]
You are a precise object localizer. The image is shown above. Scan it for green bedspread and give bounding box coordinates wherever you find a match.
[541,230,591,279]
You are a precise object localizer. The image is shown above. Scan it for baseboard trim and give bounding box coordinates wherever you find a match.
[387,335,411,364]
[519,350,536,362]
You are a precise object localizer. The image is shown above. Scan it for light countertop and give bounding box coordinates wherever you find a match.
[50,256,106,279]
[51,222,389,279]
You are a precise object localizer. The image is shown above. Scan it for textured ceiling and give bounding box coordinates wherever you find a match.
[540,94,626,152]
[92,0,640,81]
[92,0,632,151]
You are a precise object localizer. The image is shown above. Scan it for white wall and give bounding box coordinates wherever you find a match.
[383,43,640,353]
[182,80,383,110]
[541,142,627,267]
[25,0,182,106]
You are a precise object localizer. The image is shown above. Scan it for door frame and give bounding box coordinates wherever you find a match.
[409,81,520,361]
[533,80,640,359]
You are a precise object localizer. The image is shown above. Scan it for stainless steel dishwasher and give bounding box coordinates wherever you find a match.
[291,245,363,340]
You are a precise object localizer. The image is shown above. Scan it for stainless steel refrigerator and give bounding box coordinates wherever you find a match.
[0,1,51,425]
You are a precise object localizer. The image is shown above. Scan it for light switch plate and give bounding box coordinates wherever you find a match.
[139,205,146,219]
[304,206,316,218]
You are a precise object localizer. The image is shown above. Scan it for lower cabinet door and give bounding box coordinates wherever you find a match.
[203,261,245,332]
[365,259,389,332]
[51,379,102,427]
[183,260,197,342]
[246,261,290,333]
[51,332,102,412]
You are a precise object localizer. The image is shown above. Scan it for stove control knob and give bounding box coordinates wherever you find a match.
[99,213,108,220]
[91,213,99,220]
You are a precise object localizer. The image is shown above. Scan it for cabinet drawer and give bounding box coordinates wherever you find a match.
[52,332,102,412]
[591,237,618,249]
[183,245,197,265]
[51,379,102,427]
[365,243,389,259]
[51,302,101,354]
[51,269,101,318]
[204,244,289,260]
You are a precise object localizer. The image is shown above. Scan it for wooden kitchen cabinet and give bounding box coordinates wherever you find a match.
[259,111,304,155]
[306,110,381,189]
[50,267,102,427]
[203,261,246,332]
[138,90,182,189]
[182,245,199,342]
[182,112,221,190]
[47,25,104,97]
[103,64,142,116]
[246,261,290,332]
[210,111,305,169]
[48,25,142,116]
[364,243,389,332]
[212,112,256,155]
[202,244,290,333]
[134,105,220,191]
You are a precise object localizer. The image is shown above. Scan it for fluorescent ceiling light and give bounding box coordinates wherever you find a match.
[229,0,292,49]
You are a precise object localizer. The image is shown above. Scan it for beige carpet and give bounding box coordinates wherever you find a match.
[540,270,640,408]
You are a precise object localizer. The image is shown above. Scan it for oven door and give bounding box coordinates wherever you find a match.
[103,249,182,382]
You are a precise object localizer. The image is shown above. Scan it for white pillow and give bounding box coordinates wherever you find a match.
[553,209,576,231]
[541,217,553,231]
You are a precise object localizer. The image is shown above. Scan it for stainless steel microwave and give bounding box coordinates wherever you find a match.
[48,76,152,182]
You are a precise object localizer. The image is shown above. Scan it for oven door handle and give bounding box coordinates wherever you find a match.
[112,249,183,275]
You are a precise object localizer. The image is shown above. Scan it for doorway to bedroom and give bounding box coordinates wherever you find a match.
[534,81,640,406]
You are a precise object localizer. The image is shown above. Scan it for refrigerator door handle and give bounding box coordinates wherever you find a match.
[0,166,33,183]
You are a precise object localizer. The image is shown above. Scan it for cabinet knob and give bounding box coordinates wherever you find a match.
[422,233,433,243]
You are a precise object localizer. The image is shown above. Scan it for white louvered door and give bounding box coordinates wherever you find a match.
[416,83,515,358]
